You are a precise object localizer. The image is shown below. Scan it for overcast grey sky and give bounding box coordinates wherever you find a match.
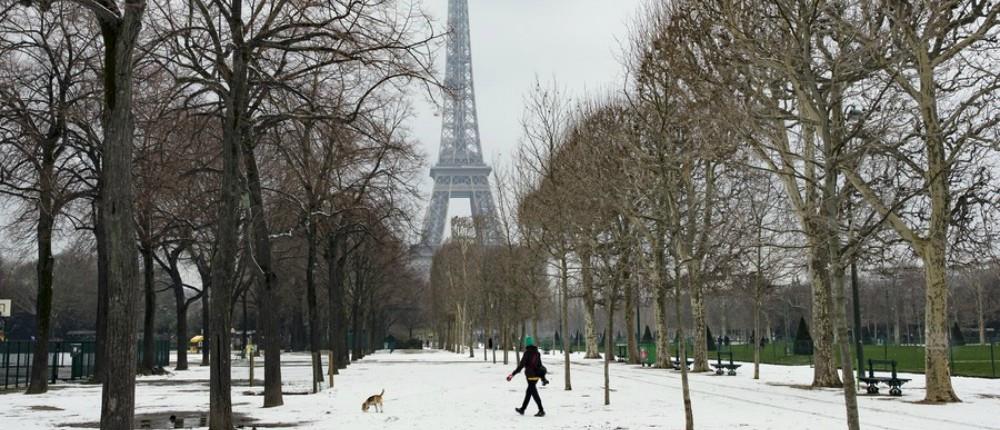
[410,0,645,222]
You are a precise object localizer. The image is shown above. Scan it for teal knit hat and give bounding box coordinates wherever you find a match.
[524,336,535,347]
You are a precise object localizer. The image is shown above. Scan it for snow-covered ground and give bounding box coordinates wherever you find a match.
[2,349,999,429]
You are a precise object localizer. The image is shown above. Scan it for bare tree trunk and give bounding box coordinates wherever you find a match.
[721,299,729,337]
[502,319,509,365]
[753,282,762,380]
[26,207,55,394]
[162,252,191,371]
[140,245,157,374]
[532,314,538,350]
[243,140,284,408]
[208,257,234,430]
[368,293,378,355]
[625,271,639,365]
[97,7,144,428]
[208,20,247,426]
[201,282,210,366]
[513,323,521,364]
[581,252,600,359]
[560,255,572,391]
[93,204,109,383]
[676,269,693,430]
[326,231,347,371]
[173,288,189,371]
[922,243,959,402]
[975,281,986,345]
[604,299,614,405]
[305,225,323,393]
[654,246,670,369]
[689,261,709,373]
[351,281,362,361]
[810,245,841,387]
[892,290,905,345]
[468,305,475,358]
[831,267,860,430]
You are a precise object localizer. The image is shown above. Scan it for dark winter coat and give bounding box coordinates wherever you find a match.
[512,345,544,381]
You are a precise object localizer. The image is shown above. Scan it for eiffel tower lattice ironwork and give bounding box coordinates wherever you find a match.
[418,0,499,253]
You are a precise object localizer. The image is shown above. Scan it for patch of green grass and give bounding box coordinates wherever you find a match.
[542,338,999,378]
[722,342,999,378]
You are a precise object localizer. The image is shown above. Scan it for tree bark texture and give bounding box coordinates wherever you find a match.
[625,271,639,365]
[831,268,861,430]
[96,4,145,428]
[560,256,572,391]
[93,203,109,383]
[26,203,55,394]
[654,245,670,369]
[580,252,600,359]
[242,130,284,408]
[921,243,959,402]
[208,25,247,428]
[140,245,156,374]
[809,244,841,388]
[604,300,614,406]
[167,256,190,371]
[689,260,709,373]
[326,231,347,371]
[676,269,694,430]
[305,225,323,392]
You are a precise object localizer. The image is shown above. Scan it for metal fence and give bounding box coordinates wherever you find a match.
[1,339,171,391]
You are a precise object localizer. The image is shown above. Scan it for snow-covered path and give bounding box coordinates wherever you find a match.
[2,349,998,429]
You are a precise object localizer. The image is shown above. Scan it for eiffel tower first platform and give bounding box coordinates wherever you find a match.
[415,0,500,269]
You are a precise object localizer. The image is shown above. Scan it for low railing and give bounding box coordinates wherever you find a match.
[1,339,171,391]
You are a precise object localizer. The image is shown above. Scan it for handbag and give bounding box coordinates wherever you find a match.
[534,353,547,378]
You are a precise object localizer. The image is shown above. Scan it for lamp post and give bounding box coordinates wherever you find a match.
[846,107,866,382]
[851,258,864,381]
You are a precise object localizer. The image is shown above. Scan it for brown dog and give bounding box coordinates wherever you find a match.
[362,389,385,413]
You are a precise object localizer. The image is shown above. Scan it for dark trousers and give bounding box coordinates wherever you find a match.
[521,380,543,411]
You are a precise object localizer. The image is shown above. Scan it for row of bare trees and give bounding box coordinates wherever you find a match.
[0,0,438,428]
[428,215,548,366]
[460,1,1000,429]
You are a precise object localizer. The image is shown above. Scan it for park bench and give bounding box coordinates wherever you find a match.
[859,359,910,396]
[711,350,741,376]
[671,357,693,370]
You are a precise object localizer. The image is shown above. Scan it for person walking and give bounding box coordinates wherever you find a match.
[506,336,548,417]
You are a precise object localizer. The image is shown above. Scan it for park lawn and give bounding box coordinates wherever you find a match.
[579,340,999,378]
[721,342,999,378]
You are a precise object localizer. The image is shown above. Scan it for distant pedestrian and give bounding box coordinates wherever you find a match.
[506,335,548,417]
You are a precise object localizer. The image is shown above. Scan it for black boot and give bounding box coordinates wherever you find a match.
[535,410,545,417]
[515,407,525,415]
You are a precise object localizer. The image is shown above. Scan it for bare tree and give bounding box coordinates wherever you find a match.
[0,4,96,394]
[836,0,1000,403]
[516,79,575,390]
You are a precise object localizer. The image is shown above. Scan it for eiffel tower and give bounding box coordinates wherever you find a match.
[417,0,499,260]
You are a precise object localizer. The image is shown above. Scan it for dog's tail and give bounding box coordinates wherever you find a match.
[380,389,385,397]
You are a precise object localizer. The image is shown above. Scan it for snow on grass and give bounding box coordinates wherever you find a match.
[2,349,998,429]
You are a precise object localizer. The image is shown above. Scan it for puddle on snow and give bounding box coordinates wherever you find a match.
[59,411,310,429]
